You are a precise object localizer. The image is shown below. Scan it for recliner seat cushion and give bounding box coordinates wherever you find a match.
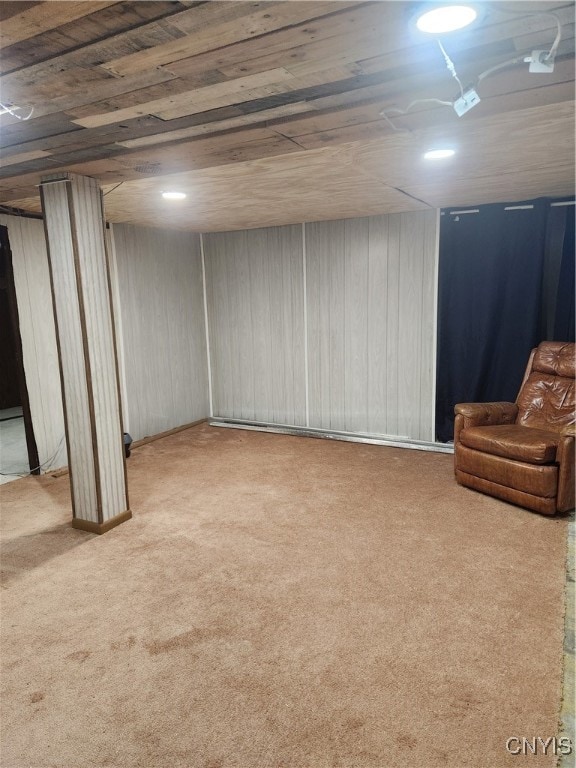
[459,424,561,464]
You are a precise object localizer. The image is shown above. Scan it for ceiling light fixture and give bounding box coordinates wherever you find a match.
[382,5,558,132]
[424,149,456,159]
[415,5,477,34]
[161,191,187,200]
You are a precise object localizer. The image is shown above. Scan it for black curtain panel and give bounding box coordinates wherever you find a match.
[542,202,575,342]
[435,198,575,443]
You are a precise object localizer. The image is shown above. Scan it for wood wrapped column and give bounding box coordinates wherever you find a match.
[40,173,130,534]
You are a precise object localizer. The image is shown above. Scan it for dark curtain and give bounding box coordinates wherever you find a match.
[435,198,575,443]
[542,203,575,342]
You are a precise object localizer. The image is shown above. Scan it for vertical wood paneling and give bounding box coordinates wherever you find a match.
[41,181,98,521]
[106,226,130,431]
[200,236,214,417]
[422,209,440,439]
[111,223,209,441]
[329,221,345,428]
[5,206,439,468]
[367,215,388,435]
[69,175,126,520]
[397,212,423,439]
[306,210,438,440]
[302,223,310,427]
[237,234,254,419]
[385,213,401,437]
[345,218,369,433]
[0,214,67,471]
[203,225,306,425]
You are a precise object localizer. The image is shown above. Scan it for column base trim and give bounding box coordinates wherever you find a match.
[72,509,132,535]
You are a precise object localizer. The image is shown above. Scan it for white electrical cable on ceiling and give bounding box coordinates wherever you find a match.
[476,55,527,84]
[0,102,34,120]
[476,12,562,83]
[380,37,465,130]
[380,98,454,132]
[379,9,564,131]
[437,39,465,98]
[496,9,562,61]
[543,13,562,60]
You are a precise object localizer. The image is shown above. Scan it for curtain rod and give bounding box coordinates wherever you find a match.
[443,199,575,216]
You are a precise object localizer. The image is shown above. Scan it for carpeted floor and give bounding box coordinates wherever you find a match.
[0,423,570,768]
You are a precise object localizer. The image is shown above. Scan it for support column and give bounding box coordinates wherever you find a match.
[40,173,130,534]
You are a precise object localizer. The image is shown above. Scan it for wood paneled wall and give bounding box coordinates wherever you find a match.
[0,214,67,470]
[203,226,306,425]
[5,207,438,476]
[110,223,209,441]
[306,212,438,440]
[203,210,439,441]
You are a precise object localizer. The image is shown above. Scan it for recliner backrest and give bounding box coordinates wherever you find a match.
[516,342,575,433]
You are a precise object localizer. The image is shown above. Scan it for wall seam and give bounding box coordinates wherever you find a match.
[200,233,214,418]
[431,207,441,442]
[100,212,129,514]
[302,222,310,427]
[107,223,130,435]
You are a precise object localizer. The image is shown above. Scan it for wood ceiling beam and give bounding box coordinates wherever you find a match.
[71,67,299,128]
[116,102,317,150]
[0,2,192,74]
[0,2,203,83]
[100,2,363,77]
[1,45,573,178]
[0,1,119,47]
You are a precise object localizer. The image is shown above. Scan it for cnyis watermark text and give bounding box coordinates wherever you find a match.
[505,736,573,756]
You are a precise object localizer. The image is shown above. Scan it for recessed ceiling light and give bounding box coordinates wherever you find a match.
[161,191,187,200]
[424,149,456,159]
[416,5,477,34]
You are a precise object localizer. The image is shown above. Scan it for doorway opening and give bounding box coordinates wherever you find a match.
[0,225,39,481]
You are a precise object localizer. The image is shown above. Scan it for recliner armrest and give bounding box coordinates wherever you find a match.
[453,403,518,459]
[454,402,518,429]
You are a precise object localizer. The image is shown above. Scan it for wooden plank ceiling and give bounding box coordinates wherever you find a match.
[0,0,574,232]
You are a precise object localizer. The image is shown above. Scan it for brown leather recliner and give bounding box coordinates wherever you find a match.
[454,341,575,515]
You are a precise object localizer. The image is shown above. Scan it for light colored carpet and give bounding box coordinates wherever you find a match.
[0,423,569,767]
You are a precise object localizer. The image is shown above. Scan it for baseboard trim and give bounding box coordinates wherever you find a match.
[131,418,207,449]
[72,509,132,534]
[210,419,454,454]
[50,418,209,478]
